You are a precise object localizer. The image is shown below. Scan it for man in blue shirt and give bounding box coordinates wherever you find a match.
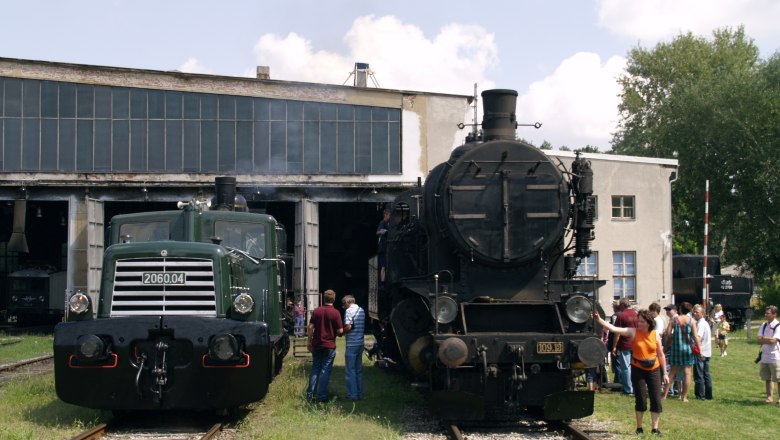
[342,295,365,400]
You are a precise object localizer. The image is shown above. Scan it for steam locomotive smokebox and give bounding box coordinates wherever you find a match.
[214,176,237,211]
[481,89,518,140]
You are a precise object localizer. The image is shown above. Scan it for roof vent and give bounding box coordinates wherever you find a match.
[343,62,379,87]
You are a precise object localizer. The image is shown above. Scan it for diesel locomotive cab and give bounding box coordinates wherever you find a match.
[372,89,605,421]
[54,177,288,411]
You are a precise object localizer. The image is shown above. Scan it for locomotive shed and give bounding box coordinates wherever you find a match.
[0,56,677,332]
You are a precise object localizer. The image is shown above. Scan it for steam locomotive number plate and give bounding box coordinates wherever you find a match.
[537,342,563,354]
[143,272,185,285]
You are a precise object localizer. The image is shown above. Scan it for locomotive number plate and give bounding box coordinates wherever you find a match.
[142,272,185,285]
[537,342,563,354]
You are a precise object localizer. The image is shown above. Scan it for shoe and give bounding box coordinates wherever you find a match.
[636,427,644,434]
[723,352,727,356]
[651,429,662,436]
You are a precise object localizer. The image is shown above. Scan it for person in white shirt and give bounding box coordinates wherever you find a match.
[650,303,665,339]
[757,305,780,404]
[692,304,712,400]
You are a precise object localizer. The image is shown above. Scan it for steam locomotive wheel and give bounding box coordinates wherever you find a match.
[408,335,434,376]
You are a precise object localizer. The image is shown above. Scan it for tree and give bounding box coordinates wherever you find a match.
[612,26,780,283]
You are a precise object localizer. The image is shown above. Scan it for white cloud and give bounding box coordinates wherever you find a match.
[251,15,497,95]
[517,52,626,150]
[597,0,780,45]
[178,58,214,75]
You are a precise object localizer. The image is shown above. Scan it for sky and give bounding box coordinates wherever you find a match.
[2,0,779,150]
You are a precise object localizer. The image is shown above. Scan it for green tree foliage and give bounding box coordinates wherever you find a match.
[612,26,780,283]
[539,140,553,150]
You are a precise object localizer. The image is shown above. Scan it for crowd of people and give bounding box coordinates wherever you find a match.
[595,299,780,435]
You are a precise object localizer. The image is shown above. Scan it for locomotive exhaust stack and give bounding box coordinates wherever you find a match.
[481,89,518,141]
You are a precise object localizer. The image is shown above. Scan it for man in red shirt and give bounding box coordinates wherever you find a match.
[306,289,344,402]
[612,297,638,395]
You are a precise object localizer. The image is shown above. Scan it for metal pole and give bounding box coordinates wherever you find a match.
[434,274,440,335]
[702,180,709,308]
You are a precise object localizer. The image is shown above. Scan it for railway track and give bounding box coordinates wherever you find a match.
[70,419,227,440]
[445,419,599,440]
[0,354,54,386]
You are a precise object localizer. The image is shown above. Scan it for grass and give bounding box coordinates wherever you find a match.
[588,321,778,439]
[0,331,53,365]
[0,326,776,439]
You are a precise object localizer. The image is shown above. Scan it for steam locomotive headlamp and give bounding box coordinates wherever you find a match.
[233,293,254,314]
[431,296,458,324]
[209,334,239,361]
[76,334,105,360]
[565,295,592,324]
[68,291,90,314]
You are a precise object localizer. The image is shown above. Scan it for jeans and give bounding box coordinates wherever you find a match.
[345,344,363,399]
[307,347,336,401]
[295,315,304,337]
[616,349,634,394]
[694,356,712,399]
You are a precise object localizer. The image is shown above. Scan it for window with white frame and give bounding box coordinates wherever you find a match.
[575,252,598,278]
[611,195,635,220]
[613,251,636,299]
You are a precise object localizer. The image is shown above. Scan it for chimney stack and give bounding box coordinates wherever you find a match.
[256,66,270,80]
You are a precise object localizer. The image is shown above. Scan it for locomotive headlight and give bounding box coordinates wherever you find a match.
[76,334,105,360]
[431,296,458,324]
[565,295,592,324]
[209,334,239,361]
[68,292,90,314]
[233,293,254,314]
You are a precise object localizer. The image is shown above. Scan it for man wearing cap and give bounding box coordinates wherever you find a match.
[613,297,638,395]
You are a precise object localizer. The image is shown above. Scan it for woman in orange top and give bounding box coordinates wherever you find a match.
[595,309,668,436]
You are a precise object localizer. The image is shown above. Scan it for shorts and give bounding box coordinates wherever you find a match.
[759,361,780,381]
[718,334,727,340]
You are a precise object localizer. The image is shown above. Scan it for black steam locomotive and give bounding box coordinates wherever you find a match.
[368,89,605,421]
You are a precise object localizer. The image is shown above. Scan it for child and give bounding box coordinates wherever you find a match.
[717,315,730,356]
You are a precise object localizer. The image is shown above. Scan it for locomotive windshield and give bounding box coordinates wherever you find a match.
[118,221,170,242]
[215,220,266,258]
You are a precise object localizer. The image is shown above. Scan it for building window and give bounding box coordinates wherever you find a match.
[575,252,598,278]
[613,251,636,299]
[611,195,635,219]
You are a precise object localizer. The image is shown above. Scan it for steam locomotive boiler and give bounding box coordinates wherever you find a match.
[369,89,605,421]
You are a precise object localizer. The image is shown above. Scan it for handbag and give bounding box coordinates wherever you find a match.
[677,317,701,357]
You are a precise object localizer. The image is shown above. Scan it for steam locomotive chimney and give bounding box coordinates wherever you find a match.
[214,177,237,211]
[481,89,518,141]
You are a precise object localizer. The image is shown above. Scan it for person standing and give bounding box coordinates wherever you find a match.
[595,309,668,436]
[663,304,680,396]
[757,305,780,404]
[692,304,712,400]
[376,209,391,283]
[342,295,366,401]
[649,303,665,340]
[716,314,730,356]
[612,297,638,395]
[662,302,700,402]
[306,290,343,402]
[294,299,305,337]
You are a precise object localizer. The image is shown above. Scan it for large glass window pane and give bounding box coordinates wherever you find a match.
[4,79,22,116]
[112,120,130,171]
[148,120,165,170]
[3,118,21,168]
[22,80,40,117]
[59,119,76,171]
[166,92,182,119]
[130,89,147,119]
[337,121,354,173]
[201,95,217,119]
[183,93,200,119]
[41,119,58,170]
[41,81,58,118]
[303,121,320,172]
[22,119,40,170]
[303,102,319,120]
[148,90,164,119]
[355,106,371,121]
[166,120,183,171]
[130,120,147,171]
[287,101,303,121]
[60,83,76,118]
[112,89,129,119]
[254,98,269,121]
[287,121,303,173]
[94,86,111,119]
[236,121,252,172]
[389,122,400,172]
[355,121,371,173]
[371,122,388,173]
[270,121,286,172]
[94,120,111,170]
[219,96,235,120]
[320,121,337,173]
[253,121,269,171]
[218,121,235,171]
[320,103,337,121]
[200,120,218,171]
[183,120,200,171]
[76,120,93,170]
[77,86,94,118]
[236,97,252,120]
[338,104,354,121]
